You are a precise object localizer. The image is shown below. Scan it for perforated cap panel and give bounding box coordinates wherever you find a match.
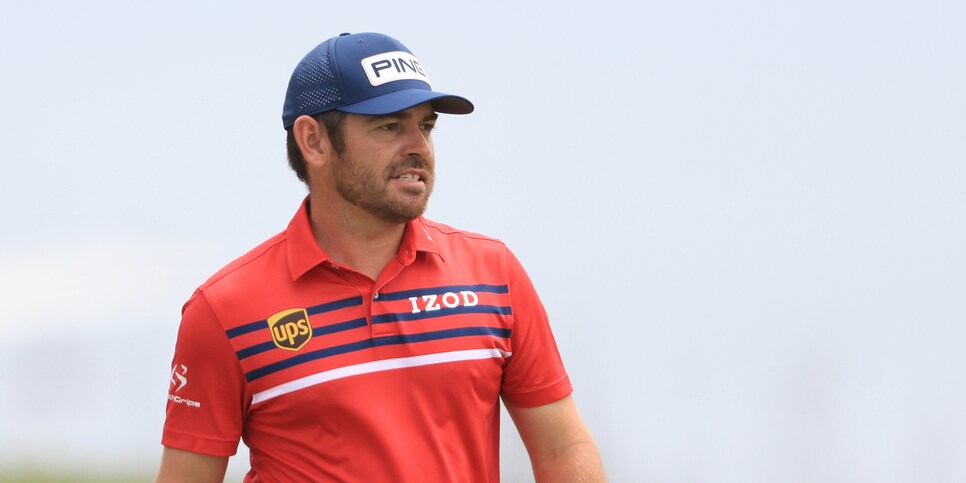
[288,40,342,122]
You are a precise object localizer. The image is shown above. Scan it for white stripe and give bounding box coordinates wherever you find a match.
[251,348,511,405]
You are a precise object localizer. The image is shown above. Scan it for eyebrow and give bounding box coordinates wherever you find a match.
[364,111,439,124]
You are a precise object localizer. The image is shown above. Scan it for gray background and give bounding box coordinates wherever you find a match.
[1,1,964,481]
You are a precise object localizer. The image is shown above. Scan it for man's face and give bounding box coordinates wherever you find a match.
[329,103,438,224]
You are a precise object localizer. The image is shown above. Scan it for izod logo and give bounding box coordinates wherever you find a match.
[267,308,312,351]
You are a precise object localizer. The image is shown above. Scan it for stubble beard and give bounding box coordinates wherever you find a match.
[332,152,434,224]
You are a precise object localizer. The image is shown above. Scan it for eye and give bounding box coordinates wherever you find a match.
[379,122,400,131]
[420,122,437,133]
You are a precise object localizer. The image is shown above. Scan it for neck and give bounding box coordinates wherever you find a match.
[308,191,407,280]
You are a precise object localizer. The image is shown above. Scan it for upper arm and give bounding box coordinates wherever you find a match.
[156,447,229,483]
[504,395,606,482]
[500,248,573,407]
[162,290,248,455]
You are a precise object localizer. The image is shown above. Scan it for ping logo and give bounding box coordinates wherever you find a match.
[361,51,430,87]
[268,308,312,351]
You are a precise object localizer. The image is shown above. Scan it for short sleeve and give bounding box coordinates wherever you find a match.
[161,288,250,456]
[500,248,573,407]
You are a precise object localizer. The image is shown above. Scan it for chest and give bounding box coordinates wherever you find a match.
[224,262,515,410]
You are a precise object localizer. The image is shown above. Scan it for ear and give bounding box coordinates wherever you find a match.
[293,115,331,169]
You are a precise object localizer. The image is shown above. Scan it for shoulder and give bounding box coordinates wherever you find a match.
[198,230,289,292]
[419,218,507,251]
[415,218,527,283]
[183,230,293,331]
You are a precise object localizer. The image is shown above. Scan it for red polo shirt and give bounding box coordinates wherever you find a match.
[162,199,572,481]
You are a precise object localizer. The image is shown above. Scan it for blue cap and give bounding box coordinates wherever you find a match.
[281,32,474,129]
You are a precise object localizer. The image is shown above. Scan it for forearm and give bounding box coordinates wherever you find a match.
[505,396,606,482]
[531,434,606,482]
[155,447,229,483]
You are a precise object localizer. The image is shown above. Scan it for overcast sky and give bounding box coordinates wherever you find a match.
[1,1,965,481]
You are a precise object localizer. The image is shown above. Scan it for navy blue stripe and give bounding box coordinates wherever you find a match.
[372,326,512,346]
[246,339,376,381]
[245,326,512,382]
[235,317,370,360]
[236,341,275,359]
[226,321,267,339]
[375,284,509,302]
[315,317,368,336]
[372,305,512,324]
[226,296,363,339]
[307,296,364,315]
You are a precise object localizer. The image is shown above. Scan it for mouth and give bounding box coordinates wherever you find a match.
[395,173,422,182]
[391,168,430,185]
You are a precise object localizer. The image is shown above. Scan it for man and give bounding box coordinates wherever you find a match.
[157,32,605,482]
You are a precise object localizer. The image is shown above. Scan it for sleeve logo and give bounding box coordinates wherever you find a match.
[170,364,188,392]
[167,363,201,408]
[268,308,312,351]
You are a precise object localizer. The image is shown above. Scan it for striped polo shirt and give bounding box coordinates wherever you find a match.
[162,198,572,481]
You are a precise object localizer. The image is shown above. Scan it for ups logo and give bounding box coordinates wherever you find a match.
[267,308,312,351]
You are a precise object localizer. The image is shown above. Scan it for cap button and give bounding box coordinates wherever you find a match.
[339,32,351,36]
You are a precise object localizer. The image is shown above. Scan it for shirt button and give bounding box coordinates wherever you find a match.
[373,292,380,299]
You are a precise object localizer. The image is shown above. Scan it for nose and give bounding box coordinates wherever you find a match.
[402,124,433,159]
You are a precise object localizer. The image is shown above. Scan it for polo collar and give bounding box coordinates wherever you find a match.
[286,197,441,280]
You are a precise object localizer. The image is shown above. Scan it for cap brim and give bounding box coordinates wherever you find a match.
[338,89,474,116]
